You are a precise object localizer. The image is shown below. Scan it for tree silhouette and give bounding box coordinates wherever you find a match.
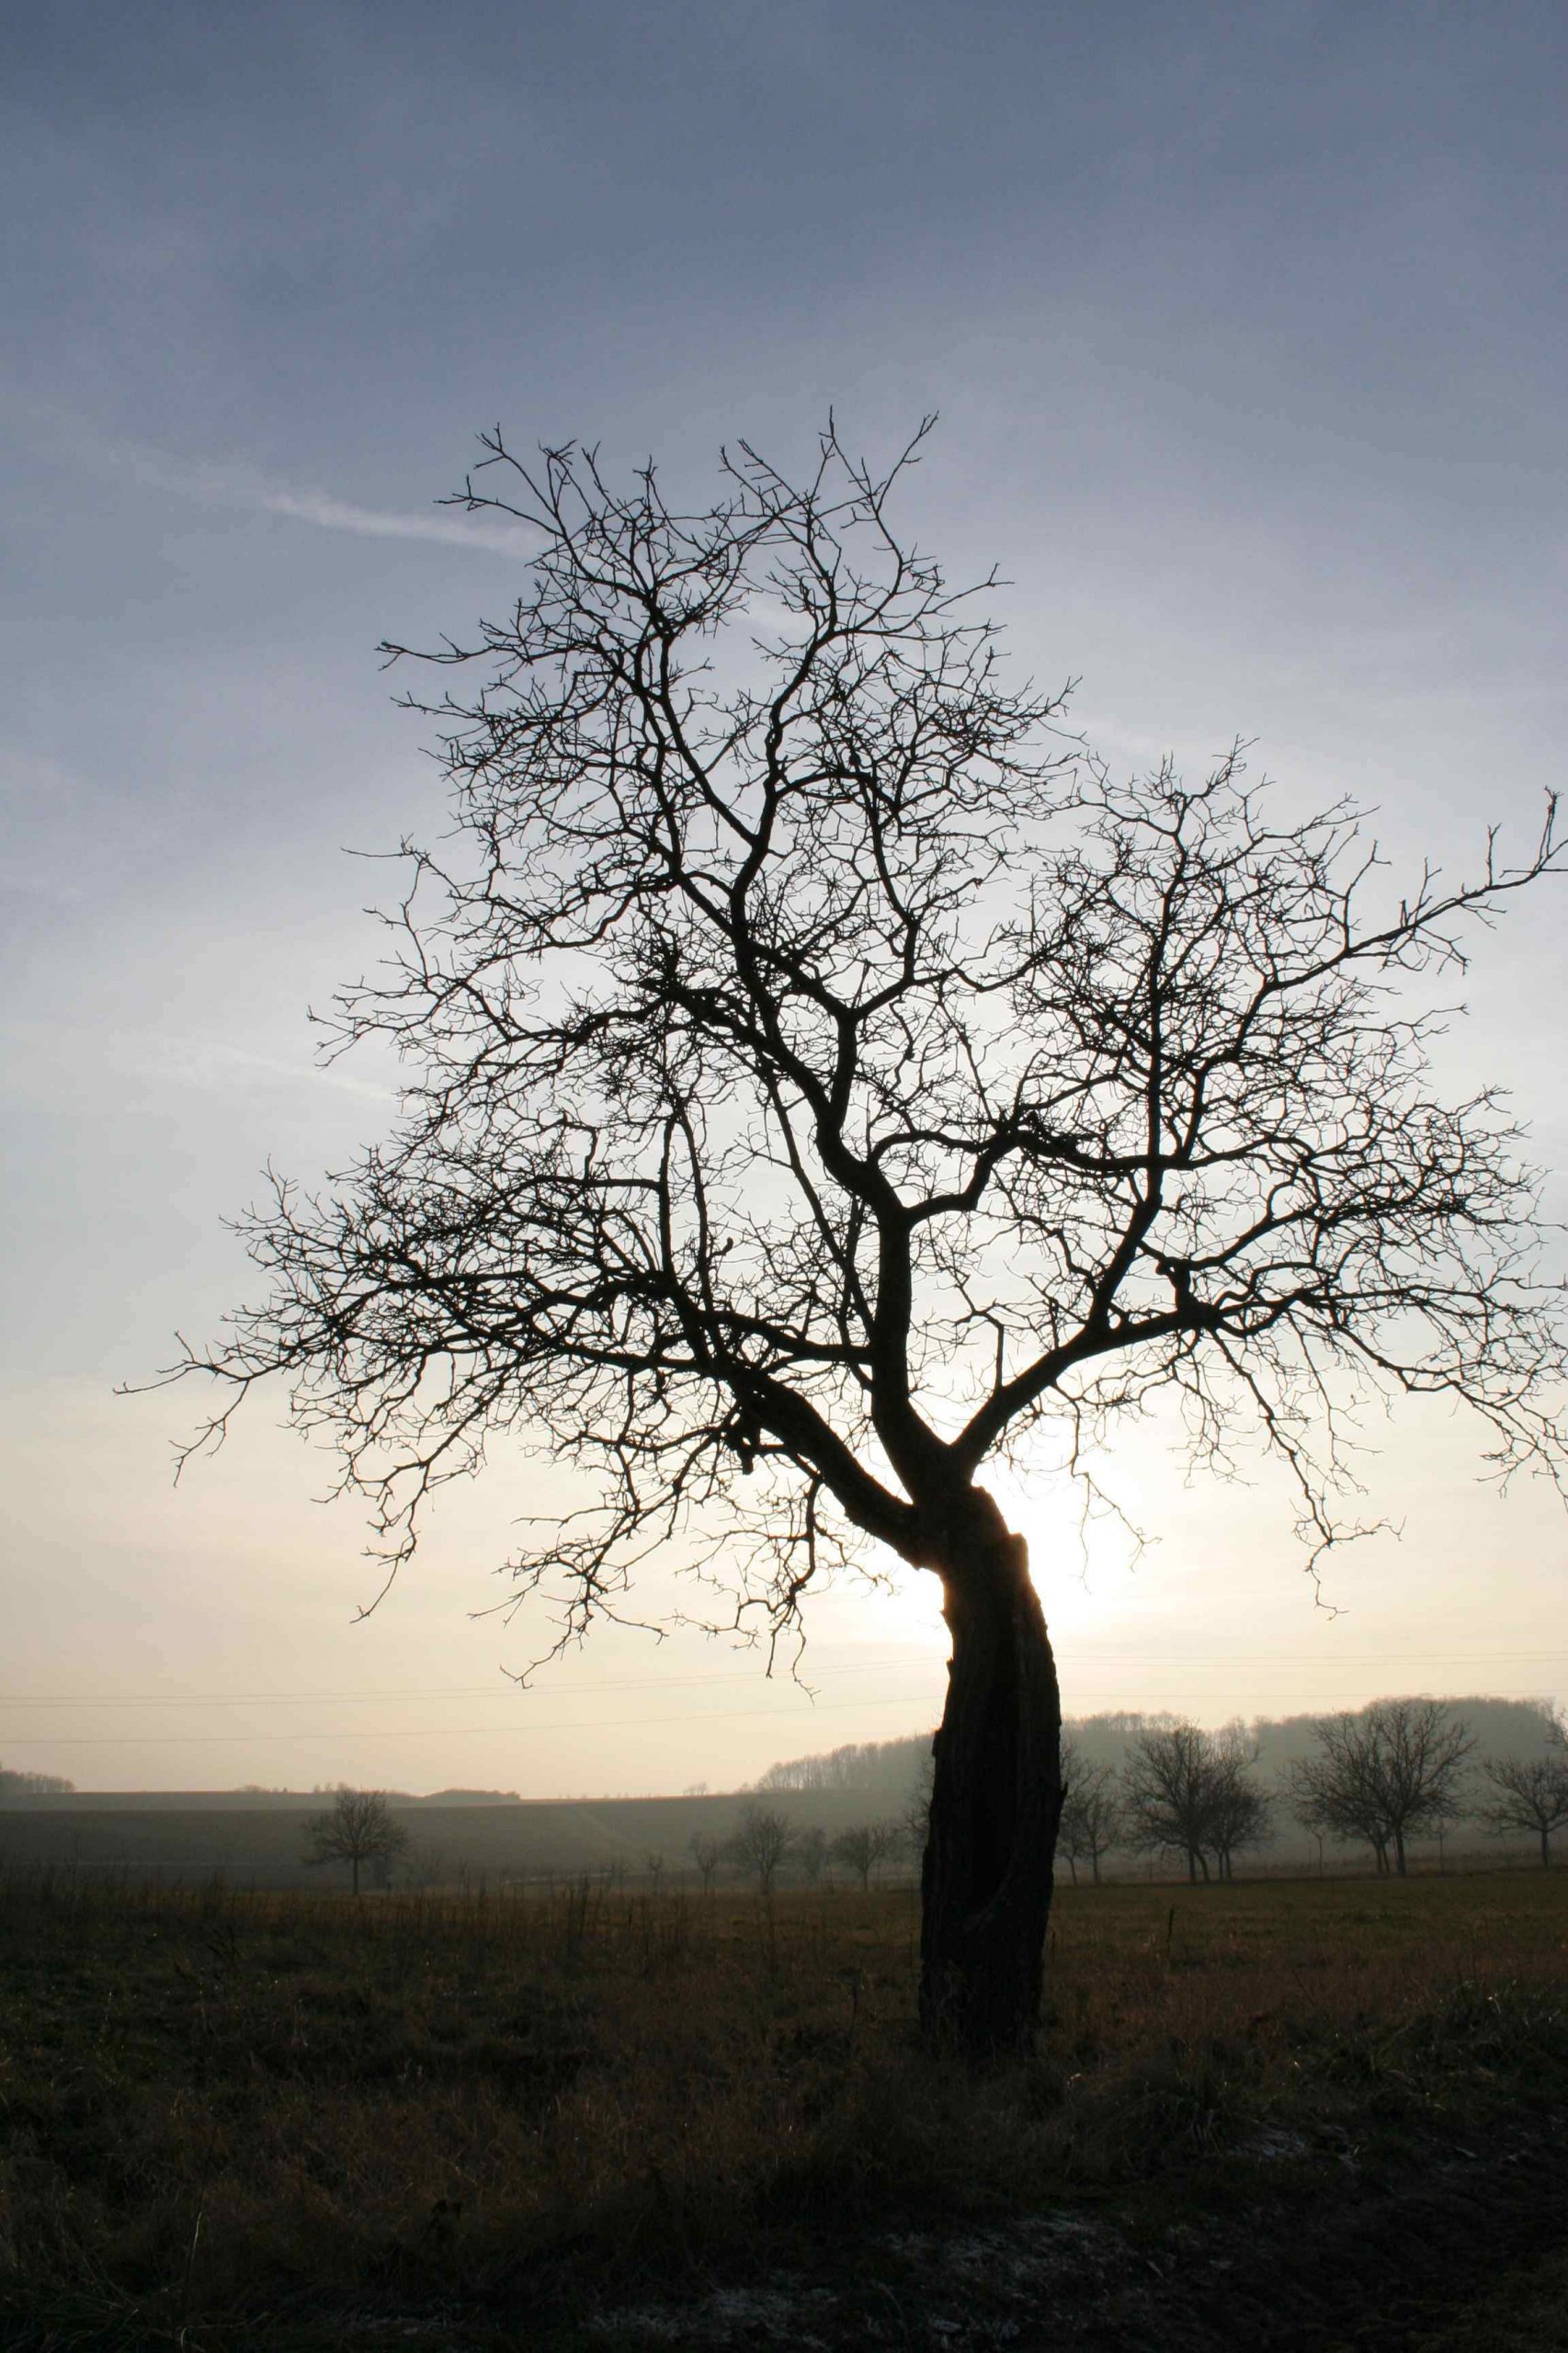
[1056,1737,1124,1885]
[1288,1700,1473,1876]
[1475,1753,1568,1866]
[1120,1722,1267,1884]
[687,1829,722,1892]
[302,1787,409,1895]
[724,1802,794,1896]
[832,1819,902,1892]
[795,1824,829,1885]
[170,420,1567,2056]
[1204,1729,1274,1881]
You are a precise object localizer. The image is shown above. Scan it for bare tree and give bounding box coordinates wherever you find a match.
[1205,1726,1274,1881]
[1475,1754,1568,1866]
[1288,1733,1389,1874]
[796,1824,829,1885]
[725,1802,795,1896]
[1288,1700,1473,1877]
[687,1829,722,1892]
[166,421,1568,2057]
[302,1787,410,1895]
[832,1819,902,1892]
[1121,1722,1249,1883]
[1056,1736,1124,1886]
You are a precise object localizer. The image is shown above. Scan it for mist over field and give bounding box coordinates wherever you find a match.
[5,1694,1562,1895]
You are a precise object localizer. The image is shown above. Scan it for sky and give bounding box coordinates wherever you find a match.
[4,0,1567,1795]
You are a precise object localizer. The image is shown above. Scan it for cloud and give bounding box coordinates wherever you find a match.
[118,443,534,555]
[1,1015,394,1106]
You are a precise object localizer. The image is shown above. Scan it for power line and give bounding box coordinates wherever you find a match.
[2,1646,1562,1712]
[4,1682,1561,1751]
[0,1692,938,1747]
[0,1650,939,1710]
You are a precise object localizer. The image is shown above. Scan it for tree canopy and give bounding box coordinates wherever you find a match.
[173,422,1565,1638]
[166,418,1568,2052]
[1288,1699,1474,1875]
[303,1786,410,1895]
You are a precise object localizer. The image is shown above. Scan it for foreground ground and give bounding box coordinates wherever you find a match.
[3,1867,1567,2347]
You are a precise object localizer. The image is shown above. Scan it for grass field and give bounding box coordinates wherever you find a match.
[4,1865,1568,2348]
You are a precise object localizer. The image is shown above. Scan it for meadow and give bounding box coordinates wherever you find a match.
[4,1865,1568,2349]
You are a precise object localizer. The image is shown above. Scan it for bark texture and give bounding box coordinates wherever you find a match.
[919,1501,1062,2060]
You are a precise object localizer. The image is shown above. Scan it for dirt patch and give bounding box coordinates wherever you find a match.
[584,2112,1568,2351]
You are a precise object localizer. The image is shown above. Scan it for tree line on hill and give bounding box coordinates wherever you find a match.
[310,1695,1568,1897]
[0,1776,525,1812]
[0,1768,74,1802]
[754,1696,1568,1885]
[10,1693,1564,1889]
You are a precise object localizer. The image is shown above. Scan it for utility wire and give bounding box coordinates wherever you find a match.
[2,1646,1562,1711]
[4,1684,1562,1749]
[0,1693,939,1746]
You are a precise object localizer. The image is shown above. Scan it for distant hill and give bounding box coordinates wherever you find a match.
[412,1788,522,1806]
[0,1784,523,1813]
[2,1694,1556,1884]
[754,1696,1560,1798]
[752,1734,930,1796]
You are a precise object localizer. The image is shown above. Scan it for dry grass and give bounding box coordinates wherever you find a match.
[3,1865,1567,2347]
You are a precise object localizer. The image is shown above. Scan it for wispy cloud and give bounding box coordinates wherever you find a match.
[118,443,533,554]
[2,1016,395,1106]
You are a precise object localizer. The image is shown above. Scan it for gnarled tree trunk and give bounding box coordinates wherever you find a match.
[919,1495,1062,2061]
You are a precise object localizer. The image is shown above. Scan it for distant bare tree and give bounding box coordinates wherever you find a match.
[687,1829,722,1892]
[644,1851,665,1889]
[1475,1754,1568,1866]
[303,1787,410,1895]
[1288,1700,1473,1877]
[795,1824,829,1885]
[725,1802,795,1896]
[832,1820,902,1892]
[1289,1737,1388,1873]
[1056,1737,1124,1885]
[1122,1723,1215,1881]
[1207,1728,1275,1881]
[1121,1722,1269,1883]
[165,416,1568,2057]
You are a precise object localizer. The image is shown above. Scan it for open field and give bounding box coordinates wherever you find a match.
[4,1867,1568,2348]
[0,1793,1543,1893]
[0,1790,908,1889]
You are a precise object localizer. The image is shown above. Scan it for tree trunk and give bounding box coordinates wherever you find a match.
[919,1498,1062,2062]
[1542,1827,1551,1869]
[1090,1851,1101,1887]
[1394,1829,1407,1878]
[351,1854,360,1896]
